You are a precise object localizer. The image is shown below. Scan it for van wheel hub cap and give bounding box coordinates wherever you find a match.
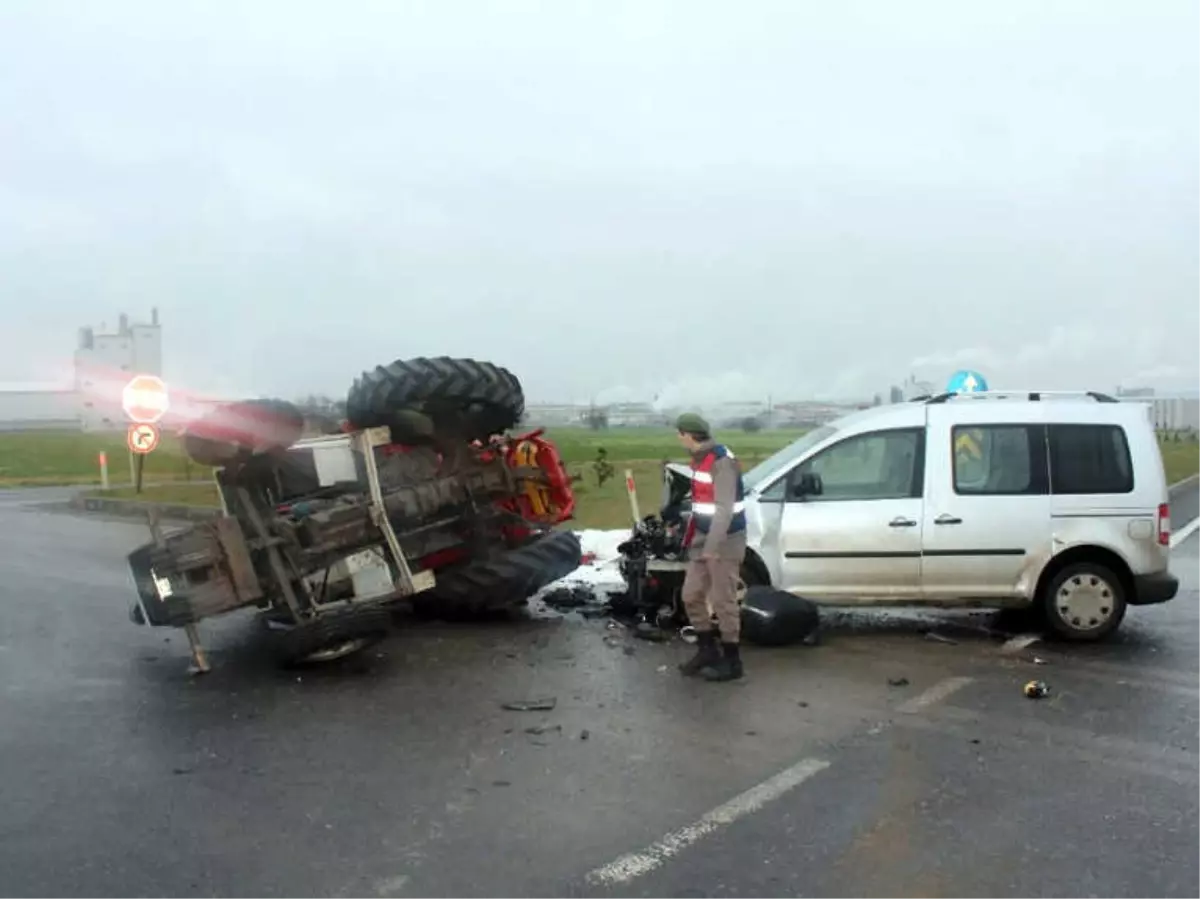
[1056,574,1116,630]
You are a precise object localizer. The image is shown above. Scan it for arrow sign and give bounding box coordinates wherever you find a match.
[128,422,161,455]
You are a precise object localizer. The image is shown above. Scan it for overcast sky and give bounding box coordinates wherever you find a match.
[1,0,1196,406]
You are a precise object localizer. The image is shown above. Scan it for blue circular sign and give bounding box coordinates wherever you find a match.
[947,369,989,394]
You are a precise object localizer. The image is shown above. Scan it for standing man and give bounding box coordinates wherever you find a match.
[675,413,747,682]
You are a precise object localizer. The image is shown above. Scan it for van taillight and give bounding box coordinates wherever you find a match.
[1157,503,1170,546]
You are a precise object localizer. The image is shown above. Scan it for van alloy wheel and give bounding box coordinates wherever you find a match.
[1041,562,1127,642]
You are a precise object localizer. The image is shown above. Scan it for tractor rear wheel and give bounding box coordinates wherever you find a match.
[411,530,582,620]
[346,356,524,443]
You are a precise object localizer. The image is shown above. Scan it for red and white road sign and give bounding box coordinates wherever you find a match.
[127,422,160,455]
[122,374,170,424]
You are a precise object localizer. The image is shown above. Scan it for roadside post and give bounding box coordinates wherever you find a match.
[625,468,641,524]
[98,451,109,490]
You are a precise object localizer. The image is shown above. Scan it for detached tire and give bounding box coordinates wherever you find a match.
[274,605,392,666]
[346,357,524,442]
[412,530,582,620]
[1039,561,1127,642]
[182,398,305,466]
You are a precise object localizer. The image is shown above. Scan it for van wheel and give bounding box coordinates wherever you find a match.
[1040,562,1127,641]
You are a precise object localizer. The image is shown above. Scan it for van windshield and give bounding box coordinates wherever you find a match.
[743,424,838,490]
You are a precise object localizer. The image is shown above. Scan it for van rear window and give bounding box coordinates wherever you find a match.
[1047,424,1133,495]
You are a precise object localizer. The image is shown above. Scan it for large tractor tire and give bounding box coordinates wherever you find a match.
[273,604,393,666]
[346,356,524,442]
[182,398,305,467]
[411,530,582,620]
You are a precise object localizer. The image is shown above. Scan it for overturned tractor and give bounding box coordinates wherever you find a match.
[126,357,582,670]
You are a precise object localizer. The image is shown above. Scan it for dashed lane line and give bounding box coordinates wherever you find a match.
[585,675,974,888]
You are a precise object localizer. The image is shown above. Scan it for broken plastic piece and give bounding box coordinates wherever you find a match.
[1023,680,1050,699]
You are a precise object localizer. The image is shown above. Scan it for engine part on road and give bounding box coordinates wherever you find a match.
[739,586,821,647]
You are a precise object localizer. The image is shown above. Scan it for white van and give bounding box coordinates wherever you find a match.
[732,390,1179,641]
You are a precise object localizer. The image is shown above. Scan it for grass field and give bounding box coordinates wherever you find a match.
[4,426,1196,531]
[0,429,197,485]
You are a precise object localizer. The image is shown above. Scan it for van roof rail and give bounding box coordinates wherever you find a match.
[924,390,1120,405]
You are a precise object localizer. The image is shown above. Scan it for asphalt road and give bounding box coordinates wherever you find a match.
[0,487,1196,898]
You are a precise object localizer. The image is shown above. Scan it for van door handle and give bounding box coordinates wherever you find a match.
[889,517,917,528]
[935,514,963,525]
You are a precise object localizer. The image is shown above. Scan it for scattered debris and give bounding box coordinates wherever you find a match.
[579,729,590,741]
[924,631,958,645]
[1001,634,1043,654]
[524,724,562,736]
[1023,680,1050,699]
[171,766,193,776]
[502,697,557,712]
[541,585,597,611]
[745,730,758,736]
[888,677,910,687]
[970,738,981,745]
[622,645,636,656]
[656,664,669,673]
[634,623,669,643]
[492,780,512,787]
[797,701,809,708]
[1033,656,1047,666]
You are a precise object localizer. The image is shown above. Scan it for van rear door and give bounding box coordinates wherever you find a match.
[1046,417,1168,573]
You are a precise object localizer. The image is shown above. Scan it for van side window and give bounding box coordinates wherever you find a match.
[793,428,924,501]
[1048,424,1133,494]
[952,425,1047,496]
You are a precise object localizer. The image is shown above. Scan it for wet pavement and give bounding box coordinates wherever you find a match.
[0,487,1196,897]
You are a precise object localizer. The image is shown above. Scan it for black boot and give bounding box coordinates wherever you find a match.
[679,630,720,677]
[701,642,744,682]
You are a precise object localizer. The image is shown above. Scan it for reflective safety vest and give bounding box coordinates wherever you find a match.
[688,444,746,538]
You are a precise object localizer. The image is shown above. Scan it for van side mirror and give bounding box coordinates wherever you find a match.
[791,472,823,499]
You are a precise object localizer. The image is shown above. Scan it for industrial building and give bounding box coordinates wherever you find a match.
[1150,396,1200,433]
[0,310,164,432]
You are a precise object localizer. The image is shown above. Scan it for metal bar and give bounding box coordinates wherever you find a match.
[183,623,211,674]
[357,427,417,596]
[927,389,1120,405]
[235,486,306,621]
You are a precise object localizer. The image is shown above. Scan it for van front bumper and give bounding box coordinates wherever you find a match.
[1130,571,1180,606]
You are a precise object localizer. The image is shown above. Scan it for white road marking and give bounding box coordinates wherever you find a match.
[1171,515,1199,549]
[896,675,974,714]
[585,757,831,887]
[587,676,975,888]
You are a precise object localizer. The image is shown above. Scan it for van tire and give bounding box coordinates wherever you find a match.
[1039,561,1127,641]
